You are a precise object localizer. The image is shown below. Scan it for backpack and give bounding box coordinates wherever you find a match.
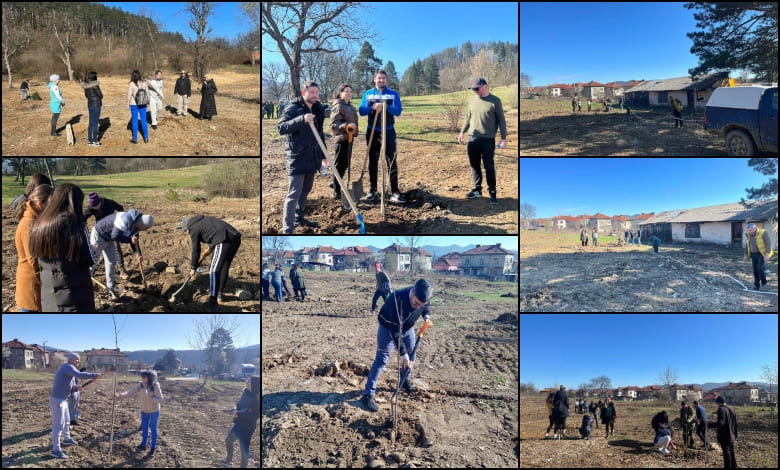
[135,86,149,106]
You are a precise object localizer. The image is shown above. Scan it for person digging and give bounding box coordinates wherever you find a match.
[361,279,433,413]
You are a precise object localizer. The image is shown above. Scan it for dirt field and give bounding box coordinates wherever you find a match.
[520,393,779,468]
[261,109,518,234]
[519,230,778,312]
[1,373,259,468]
[2,198,260,312]
[520,98,729,156]
[262,271,518,467]
[1,69,260,156]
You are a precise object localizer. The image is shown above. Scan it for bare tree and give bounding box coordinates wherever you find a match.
[50,11,76,81]
[658,363,678,402]
[262,236,291,266]
[2,4,30,89]
[186,2,215,80]
[404,236,424,276]
[262,2,379,99]
[186,315,242,388]
[239,2,261,65]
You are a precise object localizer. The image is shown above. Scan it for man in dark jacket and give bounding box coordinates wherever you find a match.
[181,215,242,310]
[173,70,191,117]
[552,385,569,439]
[277,80,326,233]
[708,396,738,468]
[361,279,433,412]
[289,263,306,301]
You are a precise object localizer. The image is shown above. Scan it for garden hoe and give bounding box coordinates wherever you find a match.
[169,247,211,302]
[390,319,432,442]
[309,120,365,234]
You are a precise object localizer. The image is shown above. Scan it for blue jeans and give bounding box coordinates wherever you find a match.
[130,105,148,141]
[140,410,160,448]
[363,323,415,396]
[88,106,101,142]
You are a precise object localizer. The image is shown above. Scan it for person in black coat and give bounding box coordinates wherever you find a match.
[277,81,327,233]
[580,414,593,440]
[173,70,191,116]
[708,396,738,468]
[81,72,103,145]
[199,74,218,120]
[181,215,242,311]
[552,385,569,438]
[222,376,260,468]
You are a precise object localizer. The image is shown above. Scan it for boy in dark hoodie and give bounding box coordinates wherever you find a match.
[223,375,260,468]
[181,215,242,310]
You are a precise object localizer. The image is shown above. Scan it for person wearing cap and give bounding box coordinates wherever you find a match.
[743,222,773,291]
[371,263,392,314]
[708,396,738,467]
[199,73,218,120]
[48,74,66,137]
[83,192,129,280]
[458,78,507,205]
[181,215,242,310]
[289,263,307,301]
[277,80,327,233]
[173,70,191,117]
[49,353,102,459]
[361,278,433,412]
[89,209,154,299]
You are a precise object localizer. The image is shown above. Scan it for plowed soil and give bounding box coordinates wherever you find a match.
[2,198,260,312]
[262,271,519,467]
[1,376,259,468]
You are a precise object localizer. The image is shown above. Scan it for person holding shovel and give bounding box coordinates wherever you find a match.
[89,209,154,300]
[458,78,507,206]
[330,83,359,201]
[84,192,129,280]
[277,80,327,233]
[49,353,104,459]
[361,279,433,412]
[359,69,405,204]
[181,215,242,311]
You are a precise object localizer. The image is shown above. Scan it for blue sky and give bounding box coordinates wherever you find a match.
[262,2,518,78]
[101,2,256,42]
[521,2,738,86]
[520,314,778,388]
[2,314,260,352]
[520,158,776,218]
[271,236,517,252]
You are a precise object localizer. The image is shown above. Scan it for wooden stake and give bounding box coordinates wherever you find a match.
[108,314,118,465]
[380,101,386,220]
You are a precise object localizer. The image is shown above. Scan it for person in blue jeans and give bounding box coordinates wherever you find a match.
[116,370,163,457]
[127,70,150,144]
[223,376,260,468]
[361,279,433,412]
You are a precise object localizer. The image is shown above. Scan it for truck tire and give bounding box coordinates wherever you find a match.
[725,129,756,156]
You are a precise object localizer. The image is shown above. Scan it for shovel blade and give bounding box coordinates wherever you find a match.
[351,180,363,202]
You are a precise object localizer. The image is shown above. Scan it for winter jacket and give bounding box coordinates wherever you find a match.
[81,80,103,108]
[38,222,96,312]
[184,215,241,270]
[199,79,218,117]
[48,82,65,113]
[15,201,42,311]
[277,95,327,176]
[329,97,359,143]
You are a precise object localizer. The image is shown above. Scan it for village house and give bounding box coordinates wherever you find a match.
[581,80,605,100]
[332,246,373,271]
[639,199,778,248]
[611,215,631,233]
[623,72,729,109]
[667,384,703,401]
[433,252,461,273]
[85,348,129,373]
[712,381,759,405]
[380,243,433,273]
[586,213,612,233]
[2,338,36,369]
[460,243,515,280]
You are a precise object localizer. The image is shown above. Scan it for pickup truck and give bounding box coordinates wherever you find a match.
[704,86,777,155]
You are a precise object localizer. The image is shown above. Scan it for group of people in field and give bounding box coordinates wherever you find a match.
[542,384,741,468]
[44,69,218,146]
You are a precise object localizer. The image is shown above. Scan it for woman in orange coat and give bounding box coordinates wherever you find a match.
[14,184,54,311]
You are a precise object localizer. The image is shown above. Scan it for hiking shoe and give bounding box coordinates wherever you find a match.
[147,447,156,457]
[135,444,147,452]
[51,450,69,459]
[402,379,415,394]
[108,287,123,300]
[489,191,498,205]
[466,189,482,199]
[360,394,379,412]
[364,191,379,203]
[62,438,78,446]
[390,192,406,204]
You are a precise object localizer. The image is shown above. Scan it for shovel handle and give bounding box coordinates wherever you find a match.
[346,123,356,143]
[418,319,432,337]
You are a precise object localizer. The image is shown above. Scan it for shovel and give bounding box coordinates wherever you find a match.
[308,120,365,234]
[343,124,356,211]
[353,112,379,202]
[169,247,211,302]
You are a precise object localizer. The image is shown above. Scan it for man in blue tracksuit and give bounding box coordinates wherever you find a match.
[358,70,405,204]
[361,279,432,412]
